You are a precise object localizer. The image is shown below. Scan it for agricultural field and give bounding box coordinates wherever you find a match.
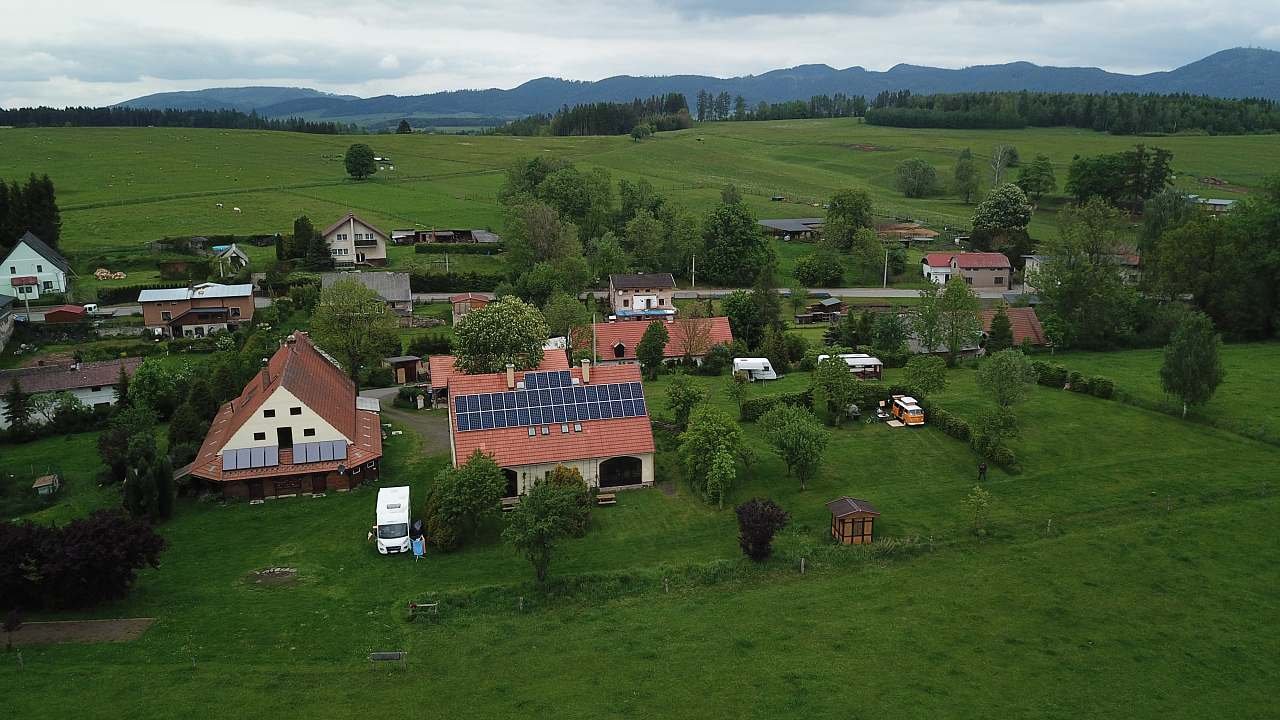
[2,344,1278,718]
[3,120,1278,293]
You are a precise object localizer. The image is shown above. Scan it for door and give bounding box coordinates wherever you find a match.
[396,367,406,384]
[247,480,264,501]
[312,475,327,494]
[277,427,294,449]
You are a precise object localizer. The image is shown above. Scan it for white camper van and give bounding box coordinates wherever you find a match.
[375,486,411,555]
[733,357,778,382]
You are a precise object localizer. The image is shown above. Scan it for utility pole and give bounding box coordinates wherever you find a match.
[882,247,889,289]
[691,254,697,289]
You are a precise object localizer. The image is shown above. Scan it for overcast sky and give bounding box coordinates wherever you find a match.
[1,0,1276,107]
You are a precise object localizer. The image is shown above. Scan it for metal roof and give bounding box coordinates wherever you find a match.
[137,283,253,302]
[320,271,411,303]
[759,218,824,233]
[609,273,676,290]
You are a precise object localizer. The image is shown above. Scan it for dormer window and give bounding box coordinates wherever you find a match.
[613,342,626,359]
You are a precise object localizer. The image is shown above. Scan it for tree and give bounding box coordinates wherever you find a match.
[990,144,1018,185]
[939,277,982,365]
[871,313,909,354]
[845,227,884,283]
[972,184,1032,238]
[811,357,858,427]
[720,184,742,204]
[502,477,582,583]
[722,290,764,350]
[624,208,664,272]
[701,201,771,286]
[1016,154,1057,205]
[824,189,874,250]
[964,485,993,535]
[632,321,669,379]
[793,250,843,286]
[396,119,412,134]
[453,296,549,374]
[1160,311,1224,418]
[587,232,630,281]
[953,148,980,203]
[787,284,808,318]
[310,279,400,388]
[98,404,156,483]
[986,304,1014,352]
[726,372,749,417]
[751,261,783,332]
[167,402,207,452]
[344,143,377,180]
[759,326,790,375]
[426,450,507,551]
[665,372,707,430]
[913,283,944,354]
[542,292,589,342]
[704,451,737,511]
[122,433,160,521]
[759,405,828,490]
[114,364,131,408]
[503,201,581,270]
[673,306,714,360]
[291,215,316,261]
[735,498,790,562]
[894,158,940,198]
[680,406,748,506]
[976,349,1037,409]
[18,174,62,247]
[186,376,219,420]
[2,378,31,436]
[972,406,1020,460]
[903,355,948,397]
[629,123,652,142]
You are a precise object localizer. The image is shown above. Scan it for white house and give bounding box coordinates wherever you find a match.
[0,358,142,429]
[1,232,73,301]
[320,213,388,267]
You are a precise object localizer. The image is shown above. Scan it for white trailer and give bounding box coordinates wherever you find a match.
[375,486,411,555]
[816,353,884,380]
[733,357,778,382]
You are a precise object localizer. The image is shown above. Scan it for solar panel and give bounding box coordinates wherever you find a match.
[223,452,237,471]
[250,447,266,468]
[453,380,648,432]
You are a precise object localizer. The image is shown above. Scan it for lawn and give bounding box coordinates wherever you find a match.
[3,343,1279,717]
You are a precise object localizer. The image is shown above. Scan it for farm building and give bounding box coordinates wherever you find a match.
[979,307,1048,347]
[385,355,424,384]
[320,271,412,317]
[446,362,655,497]
[588,316,734,366]
[32,474,60,496]
[759,218,823,240]
[921,252,1011,290]
[138,282,255,338]
[795,297,846,324]
[876,221,939,244]
[608,273,676,320]
[180,331,383,501]
[39,304,86,324]
[826,496,879,544]
[450,292,490,325]
[0,232,73,301]
[0,358,142,429]
[321,212,388,266]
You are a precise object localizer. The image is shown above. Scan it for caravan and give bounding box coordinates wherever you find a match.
[375,486,412,555]
[733,357,778,382]
[816,353,884,380]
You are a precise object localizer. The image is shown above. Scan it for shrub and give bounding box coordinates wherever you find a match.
[923,404,972,443]
[96,283,187,306]
[1032,361,1069,388]
[1067,371,1088,392]
[409,271,504,293]
[697,343,732,376]
[735,498,790,562]
[415,243,504,255]
[407,332,452,358]
[1087,376,1115,399]
[365,367,395,388]
[740,389,812,422]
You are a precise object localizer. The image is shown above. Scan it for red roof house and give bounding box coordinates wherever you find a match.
[980,306,1047,347]
[589,317,734,365]
[921,253,1012,290]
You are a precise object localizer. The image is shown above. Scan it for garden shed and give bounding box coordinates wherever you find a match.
[826,496,879,545]
[32,474,61,496]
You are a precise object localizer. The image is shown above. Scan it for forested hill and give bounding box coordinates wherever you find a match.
[112,48,1280,125]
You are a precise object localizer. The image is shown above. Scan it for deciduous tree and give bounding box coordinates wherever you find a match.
[894,158,940,198]
[1016,154,1057,205]
[939,277,982,365]
[903,355,948,397]
[453,296,549,374]
[311,279,400,388]
[759,405,828,490]
[953,148,980,203]
[824,189,874,250]
[735,498,790,561]
[680,406,747,505]
[976,349,1037,409]
[665,372,707,429]
[636,320,670,380]
[344,143,377,180]
[503,478,584,583]
[701,201,771,286]
[1160,311,1224,418]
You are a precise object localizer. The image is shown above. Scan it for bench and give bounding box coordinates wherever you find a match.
[501,497,520,512]
[596,493,617,506]
[368,651,408,667]
[407,601,439,621]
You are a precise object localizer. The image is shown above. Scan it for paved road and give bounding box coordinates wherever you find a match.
[413,287,1016,303]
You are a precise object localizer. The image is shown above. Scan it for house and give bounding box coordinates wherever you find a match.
[608,273,677,320]
[180,331,383,500]
[921,252,1011,290]
[0,295,15,350]
[385,355,424,384]
[427,350,570,408]
[980,307,1048,347]
[320,212,388,267]
[759,218,824,240]
[826,496,879,545]
[138,282,255,338]
[795,297,846,325]
[40,305,87,323]
[447,362,655,497]
[1,232,73,301]
[1023,254,1140,292]
[1196,197,1235,215]
[450,292,490,325]
[590,316,734,366]
[320,272,412,317]
[876,221,939,244]
[0,357,142,429]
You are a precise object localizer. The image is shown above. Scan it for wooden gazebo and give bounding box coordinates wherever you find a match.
[826,496,879,545]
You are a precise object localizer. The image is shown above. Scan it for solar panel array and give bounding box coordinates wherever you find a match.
[291,440,348,464]
[454,378,647,432]
[222,445,280,471]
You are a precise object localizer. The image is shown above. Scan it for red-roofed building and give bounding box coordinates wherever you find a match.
[980,306,1048,347]
[447,362,655,496]
[450,292,491,324]
[427,350,570,407]
[182,331,383,500]
[588,317,734,366]
[40,304,87,323]
[921,252,1011,290]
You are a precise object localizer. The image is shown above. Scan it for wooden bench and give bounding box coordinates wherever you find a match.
[501,497,520,512]
[596,493,617,506]
[407,601,438,621]
[368,651,407,667]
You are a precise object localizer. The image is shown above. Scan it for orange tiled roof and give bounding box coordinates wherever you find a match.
[981,307,1047,346]
[188,331,382,483]
[428,351,570,390]
[449,292,490,305]
[448,364,654,468]
[590,317,733,362]
[923,252,1011,269]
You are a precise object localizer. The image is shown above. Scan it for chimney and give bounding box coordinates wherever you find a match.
[580,358,591,384]
[260,358,271,389]
[505,363,515,390]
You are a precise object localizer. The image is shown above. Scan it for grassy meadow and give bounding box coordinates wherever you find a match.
[3,344,1279,717]
[3,120,1278,293]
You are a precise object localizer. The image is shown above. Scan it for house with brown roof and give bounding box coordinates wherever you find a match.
[427,351,570,408]
[980,307,1048,347]
[608,273,676,320]
[448,362,655,497]
[0,358,142,429]
[321,212,388,267]
[921,252,1012,290]
[138,282,255,338]
[589,317,734,366]
[180,331,383,500]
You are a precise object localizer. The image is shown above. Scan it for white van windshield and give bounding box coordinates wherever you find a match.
[378,523,408,539]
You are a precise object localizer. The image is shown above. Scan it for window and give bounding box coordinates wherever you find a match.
[230,307,241,318]
[263,409,276,418]
[161,311,172,321]
[42,281,53,291]
[623,299,630,307]
[964,276,973,285]
[91,386,102,392]
[36,264,43,272]
[290,407,302,415]
[303,428,315,437]
[658,298,665,306]
[7,266,13,274]
[994,277,1005,286]
[253,431,266,441]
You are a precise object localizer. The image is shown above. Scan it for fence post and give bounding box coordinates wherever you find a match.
[518,596,523,612]
[800,557,806,575]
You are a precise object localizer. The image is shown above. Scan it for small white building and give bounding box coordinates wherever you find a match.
[0,232,73,301]
[320,213,389,267]
[0,358,142,429]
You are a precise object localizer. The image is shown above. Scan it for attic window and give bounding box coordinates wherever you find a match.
[613,342,625,359]
[541,426,550,436]
[253,432,266,441]
[528,427,536,437]
[560,424,569,434]
[263,409,276,418]
[290,407,302,415]
[573,423,582,433]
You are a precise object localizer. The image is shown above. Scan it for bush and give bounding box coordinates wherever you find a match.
[735,498,790,562]
[924,404,972,443]
[407,332,452,358]
[1067,371,1087,392]
[1032,361,1069,388]
[984,444,1020,472]
[410,272,504,293]
[697,343,732,376]
[1086,376,1115,399]
[415,243,503,255]
[740,389,812,422]
[365,367,395,388]
[393,386,425,409]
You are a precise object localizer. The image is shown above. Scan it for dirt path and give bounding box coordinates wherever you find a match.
[380,405,450,455]
[9,618,155,646]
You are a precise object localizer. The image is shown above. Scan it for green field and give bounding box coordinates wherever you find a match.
[3,121,1277,294]
[3,343,1279,718]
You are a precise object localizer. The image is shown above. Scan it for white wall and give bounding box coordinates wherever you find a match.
[323,218,387,264]
[506,452,654,495]
[0,242,69,299]
[0,384,119,429]
[222,386,347,450]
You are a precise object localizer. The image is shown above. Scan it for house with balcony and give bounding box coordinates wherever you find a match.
[321,212,388,266]
[608,273,676,320]
[1,232,73,301]
[138,282,255,338]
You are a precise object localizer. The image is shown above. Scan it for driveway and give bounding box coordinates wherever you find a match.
[359,387,450,455]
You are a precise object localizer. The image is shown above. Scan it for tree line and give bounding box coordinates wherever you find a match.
[695,91,866,122]
[0,174,62,249]
[864,90,1280,135]
[0,106,361,134]
[493,94,692,137]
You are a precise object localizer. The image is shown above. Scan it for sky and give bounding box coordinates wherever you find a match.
[1,0,1277,107]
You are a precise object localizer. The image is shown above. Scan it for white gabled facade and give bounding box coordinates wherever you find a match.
[221,385,348,451]
[1,234,71,300]
[321,213,388,266]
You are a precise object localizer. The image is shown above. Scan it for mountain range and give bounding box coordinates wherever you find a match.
[118,48,1280,127]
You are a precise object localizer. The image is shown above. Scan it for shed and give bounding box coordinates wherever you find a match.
[385,355,424,384]
[32,474,61,496]
[826,496,879,544]
[41,305,87,323]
